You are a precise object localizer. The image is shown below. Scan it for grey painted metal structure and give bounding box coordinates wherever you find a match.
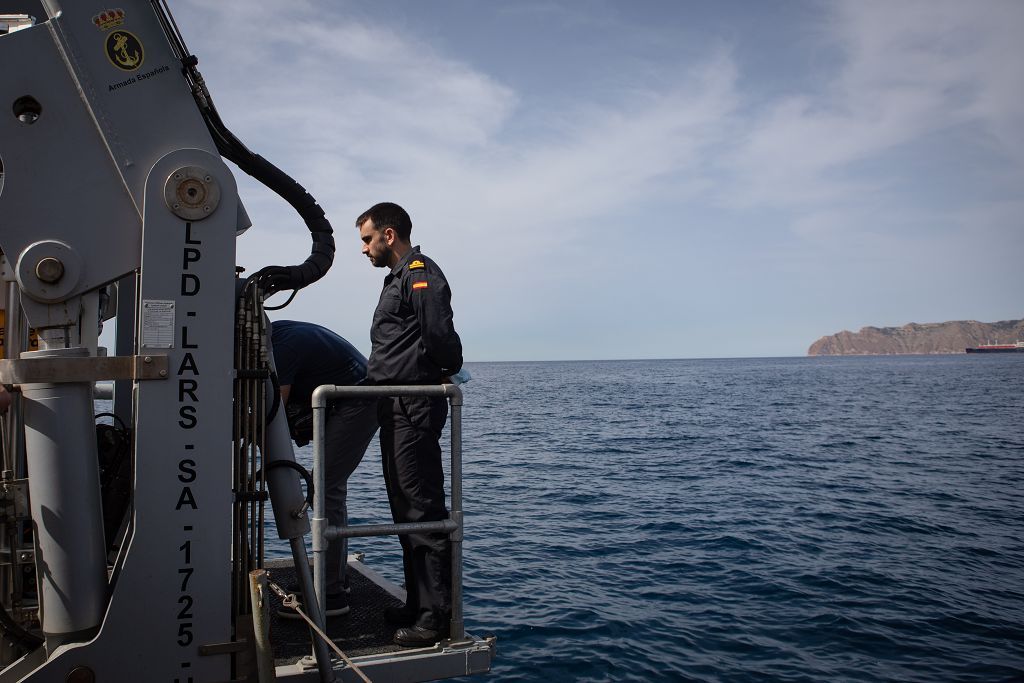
[1,3,244,680]
[0,2,494,680]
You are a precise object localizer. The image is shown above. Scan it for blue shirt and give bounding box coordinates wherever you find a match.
[271,320,367,409]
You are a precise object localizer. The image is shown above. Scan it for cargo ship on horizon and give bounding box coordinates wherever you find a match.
[965,341,1024,353]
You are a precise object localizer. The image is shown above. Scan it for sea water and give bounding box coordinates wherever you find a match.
[285,355,1024,682]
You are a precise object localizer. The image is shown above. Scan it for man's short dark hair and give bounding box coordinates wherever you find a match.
[356,202,412,242]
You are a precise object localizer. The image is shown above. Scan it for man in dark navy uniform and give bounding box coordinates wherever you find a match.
[270,320,378,617]
[356,202,462,647]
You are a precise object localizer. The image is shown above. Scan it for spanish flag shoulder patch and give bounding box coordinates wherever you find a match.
[412,281,429,290]
[408,260,426,270]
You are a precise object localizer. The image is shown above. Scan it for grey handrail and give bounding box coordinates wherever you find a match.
[310,383,466,644]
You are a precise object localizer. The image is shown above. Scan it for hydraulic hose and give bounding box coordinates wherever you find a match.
[212,128,335,297]
[259,460,315,516]
[152,0,335,299]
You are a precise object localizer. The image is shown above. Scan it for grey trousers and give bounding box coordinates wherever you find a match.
[323,399,379,594]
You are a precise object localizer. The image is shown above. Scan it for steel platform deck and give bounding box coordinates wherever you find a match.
[265,557,495,682]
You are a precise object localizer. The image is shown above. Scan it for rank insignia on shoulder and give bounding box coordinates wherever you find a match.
[409,260,425,270]
[412,281,429,290]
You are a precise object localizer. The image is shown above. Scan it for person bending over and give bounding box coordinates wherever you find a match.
[270,319,378,616]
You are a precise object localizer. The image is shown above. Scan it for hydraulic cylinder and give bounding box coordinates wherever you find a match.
[263,379,311,541]
[20,347,107,649]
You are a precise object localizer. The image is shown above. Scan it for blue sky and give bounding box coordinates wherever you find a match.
[170,0,1022,360]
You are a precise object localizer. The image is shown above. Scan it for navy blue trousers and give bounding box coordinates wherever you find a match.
[377,395,452,628]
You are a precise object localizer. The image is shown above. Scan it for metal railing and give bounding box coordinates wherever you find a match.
[309,384,466,642]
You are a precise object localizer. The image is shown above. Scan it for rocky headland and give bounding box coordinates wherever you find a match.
[807,319,1024,355]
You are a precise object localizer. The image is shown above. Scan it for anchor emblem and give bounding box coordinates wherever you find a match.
[105,30,144,71]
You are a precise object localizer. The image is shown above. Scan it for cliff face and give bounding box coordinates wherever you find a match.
[808,319,1024,355]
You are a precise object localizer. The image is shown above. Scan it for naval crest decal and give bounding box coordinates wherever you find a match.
[105,30,144,71]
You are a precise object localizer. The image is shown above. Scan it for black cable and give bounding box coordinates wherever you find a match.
[152,0,335,298]
[264,289,298,311]
[223,151,335,297]
[94,412,127,433]
[0,598,43,651]
[256,461,314,512]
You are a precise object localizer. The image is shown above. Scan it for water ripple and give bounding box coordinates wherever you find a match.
[271,356,1024,681]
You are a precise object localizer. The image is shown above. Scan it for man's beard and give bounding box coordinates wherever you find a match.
[370,247,391,268]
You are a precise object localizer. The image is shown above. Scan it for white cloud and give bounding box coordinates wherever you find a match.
[162,0,1021,359]
[470,53,739,229]
[178,1,746,315]
[724,0,1024,211]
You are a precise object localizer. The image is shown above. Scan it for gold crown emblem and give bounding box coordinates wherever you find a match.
[93,9,126,31]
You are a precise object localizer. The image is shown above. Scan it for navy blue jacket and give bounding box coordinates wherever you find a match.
[367,246,462,384]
